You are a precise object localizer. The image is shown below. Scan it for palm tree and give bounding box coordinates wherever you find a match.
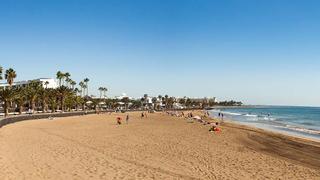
[38,88,50,113]
[74,87,80,96]
[0,87,16,117]
[25,81,42,113]
[158,95,163,108]
[47,88,58,113]
[5,68,17,87]
[122,97,129,110]
[98,87,104,98]
[82,84,87,97]
[56,71,64,87]
[44,81,49,89]
[56,86,72,112]
[64,72,71,87]
[64,91,77,112]
[186,98,192,108]
[79,81,85,97]
[168,97,175,109]
[70,80,76,89]
[164,95,169,109]
[83,78,89,96]
[152,97,157,110]
[103,87,108,98]
[74,95,84,111]
[64,72,70,80]
[13,86,27,114]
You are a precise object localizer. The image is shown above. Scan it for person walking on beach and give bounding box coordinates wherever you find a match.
[126,114,129,124]
[141,112,144,119]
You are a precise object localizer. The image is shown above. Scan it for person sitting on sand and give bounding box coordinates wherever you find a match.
[209,122,221,132]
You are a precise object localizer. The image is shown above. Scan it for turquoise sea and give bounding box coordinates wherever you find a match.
[209,106,320,141]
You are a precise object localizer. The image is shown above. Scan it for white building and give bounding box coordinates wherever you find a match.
[115,93,134,100]
[0,78,58,89]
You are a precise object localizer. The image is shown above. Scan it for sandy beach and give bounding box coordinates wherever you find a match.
[0,111,319,179]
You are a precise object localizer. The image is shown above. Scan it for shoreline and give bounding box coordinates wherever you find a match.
[191,111,320,170]
[222,118,320,143]
[219,120,320,169]
[208,107,320,143]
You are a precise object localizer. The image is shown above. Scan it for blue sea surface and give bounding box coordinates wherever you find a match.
[209,106,320,141]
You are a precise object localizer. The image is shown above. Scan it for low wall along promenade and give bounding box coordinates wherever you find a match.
[0,111,97,128]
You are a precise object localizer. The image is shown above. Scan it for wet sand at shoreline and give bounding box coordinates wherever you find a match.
[0,111,319,179]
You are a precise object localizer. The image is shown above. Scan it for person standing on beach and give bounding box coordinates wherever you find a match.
[126,114,129,124]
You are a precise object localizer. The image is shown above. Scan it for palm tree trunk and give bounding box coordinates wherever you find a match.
[86,83,88,96]
[4,101,9,117]
[60,97,64,112]
[82,103,85,112]
[31,100,36,113]
[19,104,23,114]
[42,100,47,113]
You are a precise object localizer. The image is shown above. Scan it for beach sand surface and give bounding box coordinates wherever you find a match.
[0,111,319,179]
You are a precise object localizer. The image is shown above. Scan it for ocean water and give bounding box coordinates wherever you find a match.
[209,106,320,141]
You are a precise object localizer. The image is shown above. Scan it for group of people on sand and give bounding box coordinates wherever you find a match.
[199,111,222,133]
[164,110,222,133]
[141,112,148,118]
[115,110,222,133]
[165,111,185,117]
[117,114,130,125]
[116,111,150,125]
[209,122,221,132]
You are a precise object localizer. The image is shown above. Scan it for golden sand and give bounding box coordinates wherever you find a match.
[0,111,319,179]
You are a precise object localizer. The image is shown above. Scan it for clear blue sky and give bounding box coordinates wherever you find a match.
[1,0,320,106]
